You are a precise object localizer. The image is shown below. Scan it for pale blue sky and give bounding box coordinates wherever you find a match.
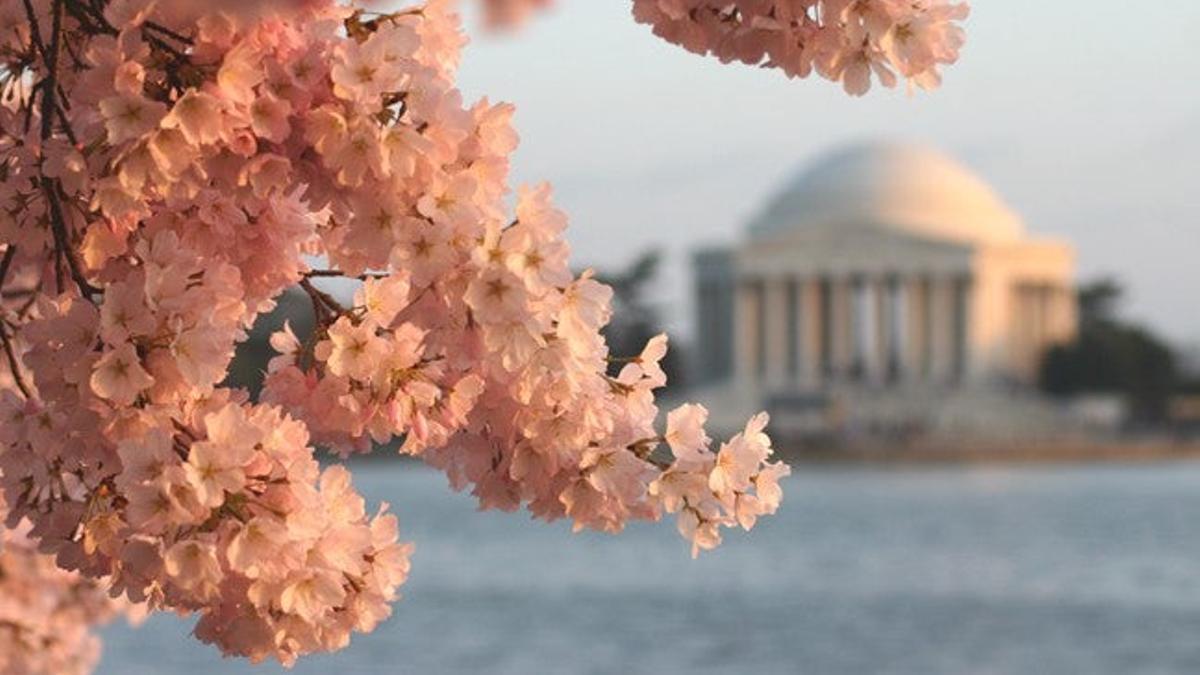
[446,2,1200,343]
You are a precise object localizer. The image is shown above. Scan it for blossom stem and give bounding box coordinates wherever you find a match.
[20,0,47,62]
[304,269,389,281]
[38,0,62,142]
[0,323,32,399]
[33,0,98,301]
[15,284,40,320]
[144,21,194,45]
[299,278,349,317]
[0,246,17,289]
[62,0,116,37]
[42,178,98,298]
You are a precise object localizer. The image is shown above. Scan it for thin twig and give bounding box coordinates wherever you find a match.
[20,0,47,62]
[0,246,16,288]
[16,283,41,320]
[304,269,389,280]
[299,278,349,317]
[63,0,116,35]
[55,101,77,145]
[0,325,32,399]
[42,178,98,297]
[33,0,98,300]
[144,21,194,45]
[142,32,188,61]
[38,0,62,142]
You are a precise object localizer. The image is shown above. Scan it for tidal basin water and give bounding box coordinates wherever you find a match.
[100,462,1200,674]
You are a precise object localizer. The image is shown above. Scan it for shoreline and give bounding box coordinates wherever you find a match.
[772,439,1200,466]
[338,440,1200,467]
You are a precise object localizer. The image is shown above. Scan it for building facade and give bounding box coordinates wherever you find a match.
[693,143,1078,439]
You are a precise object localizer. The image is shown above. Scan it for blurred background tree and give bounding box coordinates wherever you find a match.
[226,251,691,401]
[224,289,315,397]
[591,250,688,393]
[1039,278,1178,423]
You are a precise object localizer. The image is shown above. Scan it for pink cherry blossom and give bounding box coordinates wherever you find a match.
[162,89,226,145]
[665,403,711,466]
[100,92,167,144]
[317,316,391,382]
[91,343,155,406]
[630,0,969,95]
[0,503,128,675]
[0,0,973,668]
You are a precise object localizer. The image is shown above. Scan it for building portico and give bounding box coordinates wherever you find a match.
[693,144,1077,436]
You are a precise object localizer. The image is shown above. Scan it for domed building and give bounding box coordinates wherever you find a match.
[692,143,1078,440]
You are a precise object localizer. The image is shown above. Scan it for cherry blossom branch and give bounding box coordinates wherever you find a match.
[142,32,189,62]
[32,0,97,300]
[62,0,116,37]
[0,322,32,399]
[0,244,29,397]
[299,277,349,319]
[303,269,389,280]
[19,3,48,80]
[42,179,97,298]
[143,21,194,46]
[0,0,870,664]
[0,505,124,675]
[632,0,969,95]
[37,0,62,141]
[15,283,40,320]
[0,246,17,289]
[627,435,671,469]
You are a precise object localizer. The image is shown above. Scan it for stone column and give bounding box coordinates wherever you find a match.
[904,275,929,383]
[952,275,973,384]
[1012,284,1037,381]
[850,276,868,381]
[830,276,854,382]
[763,277,790,390]
[886,276,903,383]
[798,276,823,388]
[929,275,956,384]
[733,278,762,385]
[869,276,894,385]
[1031,284,1048,358]
[819,277,835,382]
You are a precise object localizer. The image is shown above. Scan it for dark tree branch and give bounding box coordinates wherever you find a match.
[63,0,117,36]
[0,324,32,399]
[38,0,62,142]
[300,278,350,318]
[0,246,16,289]
[20,0,47,62]
[304,269,389,280]
[32,0,98,300]
[144,21,193,45]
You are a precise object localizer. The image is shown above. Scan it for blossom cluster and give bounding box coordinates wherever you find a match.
[632,0,969,94]
[0,492,124,675]
[1,381,411,666]
[474,0,553,26]
[0,0,792,667]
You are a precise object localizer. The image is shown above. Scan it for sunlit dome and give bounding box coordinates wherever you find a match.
[747,143,1026,246]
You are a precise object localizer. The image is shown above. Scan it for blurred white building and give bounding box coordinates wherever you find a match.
[692,143,1080,441]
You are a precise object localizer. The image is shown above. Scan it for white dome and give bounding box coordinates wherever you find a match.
[748,143,1025,245]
